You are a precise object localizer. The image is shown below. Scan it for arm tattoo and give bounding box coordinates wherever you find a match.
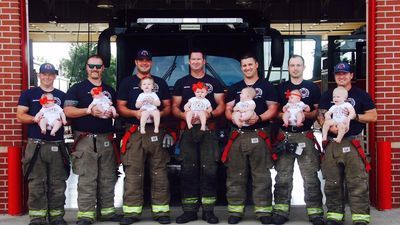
[64,100,79,107]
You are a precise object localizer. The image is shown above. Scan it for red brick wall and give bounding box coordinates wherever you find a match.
[374,0,400,207]
[0,0,23,213]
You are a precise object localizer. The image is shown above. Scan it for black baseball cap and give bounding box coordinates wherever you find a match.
[334,62,351,74]
[39,63,58,75]
[136,49,152,60]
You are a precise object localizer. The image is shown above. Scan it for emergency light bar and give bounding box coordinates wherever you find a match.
[137,18,244,24]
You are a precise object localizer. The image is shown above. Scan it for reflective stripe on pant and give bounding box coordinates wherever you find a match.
[71,132,118,220]
[225,129,274,218]
[321,139,370,222]
[121,127,170,217]
[178,126,219,212]
[273,131,323,219]
[23,141,68,221]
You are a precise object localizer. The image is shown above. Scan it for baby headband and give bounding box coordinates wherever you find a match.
[92,87,103,95]
[39,96,55,105]
[285,89,302,99]
[192,82,207,92]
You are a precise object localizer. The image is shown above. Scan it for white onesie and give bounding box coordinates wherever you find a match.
[90,95,112,111]
[329,102,353,123]
[187,97,211,111]
[285,101,307,126]
[40,104,63,128]
[136,92,160,111]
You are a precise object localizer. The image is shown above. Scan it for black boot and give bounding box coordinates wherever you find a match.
[50,219,67,225]
[29,218,48,225]
[354,222,368,225]
[99,213,123,222]
[202,211,219,224]
[311,217,325,225]
[271,214,288,224]
[259,216,273,224]
[176,212,198,224]
[325,220,342,225]
[119,217,140,225]
[156,216,171,224]
[227,216,242,224]
[76,218,92,225]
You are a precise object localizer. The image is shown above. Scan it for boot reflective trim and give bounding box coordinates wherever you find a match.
[327,212,344,221]
[77,211,96,219]
[49,209,64,217]
[152,204,170,213]
[307,207,324,215]
[29,209,47,217]
[101,207,116,216]
[273,204,289,212]
[228,205,245,213]
[182,197,199,204]
[352,214,371,223]
[123,205,143,214]
[201,197,216,205]
[254,206,273,213]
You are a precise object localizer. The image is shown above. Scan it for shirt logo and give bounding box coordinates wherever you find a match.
[153,83,160,93]
[299,88,310,98]
[347,98,356,107]
[254,88,263,99]
[103,91,112,100]
[205,83,213,94]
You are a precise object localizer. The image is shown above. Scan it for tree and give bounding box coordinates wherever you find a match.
[60,43,116,88]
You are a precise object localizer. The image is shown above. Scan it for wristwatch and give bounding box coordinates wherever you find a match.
[257,115,262,122]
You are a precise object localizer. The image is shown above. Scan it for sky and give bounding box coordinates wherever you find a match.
[32,42,71,67]
[32,42,116,69]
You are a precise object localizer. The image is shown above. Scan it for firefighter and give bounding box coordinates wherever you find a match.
[117,50,172,225]
[172,49,225,224]
[64,55,120,225]
[272,55,324,225]
[223,53,278,224]
[17,63,69,225]
[318,62,377,225]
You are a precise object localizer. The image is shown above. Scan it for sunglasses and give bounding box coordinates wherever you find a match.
[87,64,103,69]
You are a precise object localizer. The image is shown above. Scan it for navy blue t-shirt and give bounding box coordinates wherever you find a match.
[319,86,376,137]
[226,78,278,129]
[18,87,65,141]
[117,75,171,125]
[277,80,321,132]
[65,79,116,133]
[172,74,224,111]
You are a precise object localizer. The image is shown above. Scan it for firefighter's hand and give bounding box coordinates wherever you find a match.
[162,133,175,148]
[91,105,108,118]
[246,113,259,126]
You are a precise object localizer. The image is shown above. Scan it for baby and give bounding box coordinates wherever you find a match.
[184,82,212,131]
[322,86,356,143]
[135,77,161,134]
[232,87,256,128]
[87,86,118,119]
[34,93,67,136]
[282,89,310,127]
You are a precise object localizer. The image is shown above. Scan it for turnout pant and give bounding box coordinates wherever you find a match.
[224,129,274,219]
[22,139,68,222]
[121,125,170,218]
[321,138,370,224]
[273,131,323,220]
[178,125,219,212]
[71,131,118,221]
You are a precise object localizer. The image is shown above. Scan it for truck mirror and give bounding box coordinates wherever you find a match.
[269,28,284,67]
[98,28,115,68]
